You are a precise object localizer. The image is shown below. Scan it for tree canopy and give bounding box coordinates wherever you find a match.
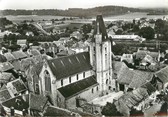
[139,26,155,40]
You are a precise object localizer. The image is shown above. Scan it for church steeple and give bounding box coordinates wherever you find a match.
[90,15,113,96]
[93,15,108,41]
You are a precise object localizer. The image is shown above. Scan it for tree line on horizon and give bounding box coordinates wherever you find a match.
[0,5,155,18]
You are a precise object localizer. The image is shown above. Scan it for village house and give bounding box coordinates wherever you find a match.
[70,31,83,40]
[121,54,134,63]
[154,66,168,91]
[0,72,15,87]
[17,39,27,49]
[115,62,154,92]
[1,93,49,116]
[110,35,146,42]
[25,31,34,36]
[0,85,15,103]
[39,15,114,110]
[114,82,156,116]
[6,78,27,96]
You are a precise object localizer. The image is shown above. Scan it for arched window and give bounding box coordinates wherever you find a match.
[106,79,108,84]
[44,70,51,92]
[35,83,40,94]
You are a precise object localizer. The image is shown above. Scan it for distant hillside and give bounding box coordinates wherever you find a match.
[0,5,154,18]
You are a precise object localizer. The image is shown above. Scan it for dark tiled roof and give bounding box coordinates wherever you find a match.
[43,106,75,116]
[29,93,48,112]
[12,51,27,60]
[0,89,12,103]
[10,79,27,93]
[155,66,168,84]
[0,62,14,72]
[47,52,92,80]
[0,54,7,63]
[58,75,98,98]
[2,95,29,111]
[93,15,108,41]
[141,82,156,95]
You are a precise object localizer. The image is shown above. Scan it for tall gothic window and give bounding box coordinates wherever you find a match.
[44,70,51,92]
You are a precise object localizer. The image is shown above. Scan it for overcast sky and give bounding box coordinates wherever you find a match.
[0,0,168,10]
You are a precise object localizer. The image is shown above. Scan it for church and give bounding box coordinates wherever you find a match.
[39,15,114,109]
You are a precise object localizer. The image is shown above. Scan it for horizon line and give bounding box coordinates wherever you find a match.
[0,5,168,11]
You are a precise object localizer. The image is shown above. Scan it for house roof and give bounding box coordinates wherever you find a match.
[128,70,153,88]
[4,53,15,61]
[8,79,27,93]
[117,68,134,85]
[0,72,14,84]
[43,106,76,116]
[0,54,7,63]
[115,87,151,115]
[47,52,92,80]
[30,49,41,56]
[111,35,141,40]
[155,66,168,84]
[29,93,48,112]
[12,51,27,60]
[93,15,108,41]
[113,61,128,74]
[0,89,12,103]
[12,60,21,71]
[0,62,14,72]
[57,50,69,56]
[135,51,147,60]
[20,57,35,71]
[149,52,159,58]
[58,75,98,99]
[2,95,29,111]
[117,68,153,88]
[17,39,27,45]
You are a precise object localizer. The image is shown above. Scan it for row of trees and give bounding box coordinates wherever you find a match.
[0,17,13,28]
[116,19,168,40]
[3,34,60,44]
[1,6,148,18]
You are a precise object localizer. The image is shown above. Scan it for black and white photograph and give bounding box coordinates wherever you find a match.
[0,0,168,116]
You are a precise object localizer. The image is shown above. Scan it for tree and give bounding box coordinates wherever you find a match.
[139,27,155,40]
[32,41,40,46]
[101,102,123,116]
[82,24,92,34]
[115,29,123,35]
[155,19,164,34]
[132,25,140,32]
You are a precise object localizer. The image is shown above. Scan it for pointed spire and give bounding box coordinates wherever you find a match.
[93,15,108,41]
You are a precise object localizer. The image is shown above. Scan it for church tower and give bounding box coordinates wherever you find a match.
[89,15,113,96]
